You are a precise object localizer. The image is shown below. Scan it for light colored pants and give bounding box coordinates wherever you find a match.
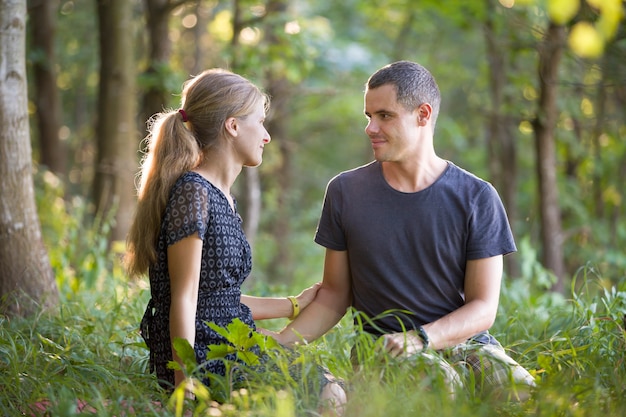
[438,341,536,400]
[352,338,536,401]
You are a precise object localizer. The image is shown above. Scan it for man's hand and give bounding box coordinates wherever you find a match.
[381,331,424,357]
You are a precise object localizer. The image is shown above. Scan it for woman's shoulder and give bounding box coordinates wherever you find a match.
[176,171,209,186]
[172,171,216,193]
[167,172,217,206]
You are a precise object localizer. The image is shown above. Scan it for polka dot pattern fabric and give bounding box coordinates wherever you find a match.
[140,171,254,389]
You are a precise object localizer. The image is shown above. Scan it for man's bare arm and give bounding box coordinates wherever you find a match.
[384,255,503,356]
[275,249,352,346]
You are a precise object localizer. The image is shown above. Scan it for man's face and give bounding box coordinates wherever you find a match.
[364,84,422,162]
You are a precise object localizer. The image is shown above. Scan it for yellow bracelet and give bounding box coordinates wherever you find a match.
[287,296,300,320]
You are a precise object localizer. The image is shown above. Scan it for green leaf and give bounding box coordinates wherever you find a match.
[205,319,266,366]
[205,343,235,360]
[238,349,261,366]
[171,337,198,374]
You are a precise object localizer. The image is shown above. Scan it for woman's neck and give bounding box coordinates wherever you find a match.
[193,150,242,197]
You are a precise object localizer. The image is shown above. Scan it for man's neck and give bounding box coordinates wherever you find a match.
[380,156,448,193]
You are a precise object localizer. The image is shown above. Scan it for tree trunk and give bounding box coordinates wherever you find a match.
[189,1,211,75]
[483,0,519,277]
[232,0,294,282]
[591,58,607,219]
[0,0,58,317]
[263,0,295,284]
[230,0,262,248]
[28,0,65,176]
[532,22,566,292]
[140,0,176,129]
[264,75,293,283]
[391,6,416,61]
[611,51,626,247]
[94,0,137,242]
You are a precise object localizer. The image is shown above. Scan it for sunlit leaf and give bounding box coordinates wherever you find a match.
[209,9,233,42]
[585,0,604,9]
[548,0,580,24]
[205,343,234,360]
[171,337,198,373]
[238,349,261,366]
[595,1,624,39]
[205,319,264,365]
[568,21,604,58]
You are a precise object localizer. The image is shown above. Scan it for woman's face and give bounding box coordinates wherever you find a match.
[233,101,271,167]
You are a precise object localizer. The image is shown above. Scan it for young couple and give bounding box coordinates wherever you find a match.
[125,61,535,414]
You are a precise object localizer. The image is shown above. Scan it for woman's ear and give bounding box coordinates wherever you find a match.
[225,117,238,137]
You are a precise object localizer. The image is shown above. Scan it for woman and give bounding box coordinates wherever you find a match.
[125,69,345,410]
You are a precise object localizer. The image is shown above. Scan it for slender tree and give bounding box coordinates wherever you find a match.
[262,0,298,283]
[0,0,58,316]
[94,0,137,242]
[230,0,263,247]
[141,0,192,128]
[532,22,567,292]
[230,0,302,281]
[28,0,65,176]
[483,0,519,277]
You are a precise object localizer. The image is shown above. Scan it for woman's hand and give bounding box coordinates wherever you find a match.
[242,282,322,321]
[294,282,322,311]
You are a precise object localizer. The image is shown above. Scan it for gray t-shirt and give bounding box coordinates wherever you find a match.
[315,161,516,335]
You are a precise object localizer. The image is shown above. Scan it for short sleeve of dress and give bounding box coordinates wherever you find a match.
[163,174,210,247]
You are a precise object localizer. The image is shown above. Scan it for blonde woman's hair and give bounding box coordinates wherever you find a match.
[125,69,269,277]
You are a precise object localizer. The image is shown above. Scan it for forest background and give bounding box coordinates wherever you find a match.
[0,0,625,415]
[2,0,625,312]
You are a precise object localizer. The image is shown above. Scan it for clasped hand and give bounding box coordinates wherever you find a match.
[294,281,322,311]
[256,282,321,345]
[380,331,424,358]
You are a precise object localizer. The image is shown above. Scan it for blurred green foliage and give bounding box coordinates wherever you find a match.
[28,0,626,288]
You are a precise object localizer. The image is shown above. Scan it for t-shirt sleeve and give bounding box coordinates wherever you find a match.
[164,178,210,247]
[466,182,517,260]
[314,176,347,251]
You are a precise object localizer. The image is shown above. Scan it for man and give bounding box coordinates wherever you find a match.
[273,61,535,398]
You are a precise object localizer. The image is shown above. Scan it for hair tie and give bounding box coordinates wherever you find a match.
[178,109,188,123]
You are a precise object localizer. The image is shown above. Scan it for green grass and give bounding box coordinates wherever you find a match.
[2,259,625,416]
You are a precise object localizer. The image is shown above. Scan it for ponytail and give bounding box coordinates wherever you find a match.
[125,110,201,277]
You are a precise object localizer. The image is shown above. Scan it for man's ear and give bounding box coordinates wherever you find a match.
[225,117,238,137]
[417,103,432,126]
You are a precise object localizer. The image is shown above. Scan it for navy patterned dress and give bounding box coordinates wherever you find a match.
[140,171,256,389]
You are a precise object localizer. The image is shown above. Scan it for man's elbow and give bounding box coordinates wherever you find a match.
[483,315,496,331]
[478,300,499,331]
[317,286,351,316]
